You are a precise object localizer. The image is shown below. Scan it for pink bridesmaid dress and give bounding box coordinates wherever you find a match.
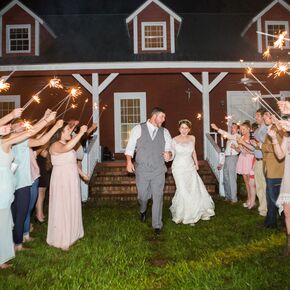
[47,149,84,249]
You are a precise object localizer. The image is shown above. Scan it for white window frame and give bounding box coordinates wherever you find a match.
[265,20,289,49]
[141,21,167,51]
[6,24,31,53]
[114,92,147,153]
[0,95,20,117]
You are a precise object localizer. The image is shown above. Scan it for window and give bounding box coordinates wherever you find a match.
[0,95,20,118]
[265,21,289,48]
[6,24,31,53]
[114,92,146,152]
[141,22,167,50]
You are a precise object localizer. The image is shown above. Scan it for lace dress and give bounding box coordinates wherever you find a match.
[276,137,290,214]
[170,139,215,225]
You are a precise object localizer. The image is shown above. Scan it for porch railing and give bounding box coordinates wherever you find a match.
[81,135,100,201]
[205,133,225,196]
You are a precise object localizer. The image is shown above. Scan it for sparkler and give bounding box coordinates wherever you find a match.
[246,67,280,102]
[86,103,108,126]
[256,31,290,49]
[79,98,88,121]
[268,62,289,78]
[56,103,77,119]
[52,87,82,112]
[0,79,10,92]
[22,95,41,110]
[263,47,271,60]
[196,113,202,120]
[34,77,63,96]
[245,87,281,119]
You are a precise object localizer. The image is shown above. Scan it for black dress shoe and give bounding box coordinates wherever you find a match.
[140,211,146,223]
[154,228,161,235]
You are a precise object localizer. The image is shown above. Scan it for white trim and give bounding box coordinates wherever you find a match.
[170,15,175,53]
[6,24,31,53]
[181,72,202,93]
[141,21,167,51]
[280,91,290,100]
[114,92,147,153]
[202,72,210,160]
[0,16,2,57]
[265,20,289,49]
[257,18,262,53]
[0,0,44,24]
[0,95,20,107]
[35,20,39,56]
[126,0,181,24]
[241,0,290,36]
[0,61,280,72]
[208,72,228,92]
[99,73,119,94]
[72,73,119,95]
[133,16,138,54]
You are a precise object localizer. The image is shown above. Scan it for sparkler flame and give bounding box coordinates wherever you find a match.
[246,67,253,74]
[263,47,271,60]
[32,95,40,104]
[274,31,287,49]
[196,113,202,120]
[85,98,88,103]
[71,104,77,109]
[225,115,232,120]
[269,62,289,78]
[23,120,33,131]
[49,78,63,89]
[0,79,10,92]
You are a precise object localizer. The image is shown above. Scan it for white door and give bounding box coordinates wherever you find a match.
[227,91,260,124]
[114,92,146,153]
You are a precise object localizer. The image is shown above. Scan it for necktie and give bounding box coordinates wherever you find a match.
[152,128,157,140]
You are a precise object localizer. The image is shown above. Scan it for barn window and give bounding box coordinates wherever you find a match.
[141,22,167,50]
[6,24,31,53]
[265,21,289,48]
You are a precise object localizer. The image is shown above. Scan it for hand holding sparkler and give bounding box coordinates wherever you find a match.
[11,108,24,119]
[267,127,277,140]
[277,101,290,115]
[210,123,219,131]
[79,125,88,135]
[279,120,290,132]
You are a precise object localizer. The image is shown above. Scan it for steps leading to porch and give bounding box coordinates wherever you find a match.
[89,160,218,201]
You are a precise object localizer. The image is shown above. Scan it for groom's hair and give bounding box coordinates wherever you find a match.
[150,107,165,116]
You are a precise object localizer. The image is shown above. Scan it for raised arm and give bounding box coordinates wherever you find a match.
[211,123,237,140]
[29,120,64,148]
[268,129,287,160]
[51,125,88,154]
[0,108,23,126]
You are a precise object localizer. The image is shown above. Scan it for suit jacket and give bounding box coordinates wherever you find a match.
[262,125,285,179]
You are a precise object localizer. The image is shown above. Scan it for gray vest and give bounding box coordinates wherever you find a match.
[135,123,166,175]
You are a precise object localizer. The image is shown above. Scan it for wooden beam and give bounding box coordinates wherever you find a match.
[208,72,228,92]
[98,73,119,94]
[202,72,210,159]
[72,74,93,93]
[181,72,203,93]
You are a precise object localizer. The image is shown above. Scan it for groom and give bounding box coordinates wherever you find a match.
[125,107,172,234]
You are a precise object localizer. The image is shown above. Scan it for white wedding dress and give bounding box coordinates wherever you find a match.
[170,139,215,225]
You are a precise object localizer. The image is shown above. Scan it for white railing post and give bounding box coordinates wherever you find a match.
[205,133,225,197]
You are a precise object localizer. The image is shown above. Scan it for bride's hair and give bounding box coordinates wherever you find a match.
[178,119,192,129]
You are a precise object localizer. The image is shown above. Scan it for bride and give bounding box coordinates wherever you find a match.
[170,119,215,225]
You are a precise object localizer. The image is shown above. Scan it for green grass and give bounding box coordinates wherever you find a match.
[1,198,290,290]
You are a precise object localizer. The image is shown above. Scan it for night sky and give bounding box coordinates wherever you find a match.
[4,0,289,15]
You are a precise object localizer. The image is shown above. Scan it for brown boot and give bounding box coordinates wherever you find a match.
[282,235,290,257]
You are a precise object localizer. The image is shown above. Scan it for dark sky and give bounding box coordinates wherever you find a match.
[10,0,287,15]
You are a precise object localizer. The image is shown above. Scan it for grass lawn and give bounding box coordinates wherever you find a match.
[1,198,290,290]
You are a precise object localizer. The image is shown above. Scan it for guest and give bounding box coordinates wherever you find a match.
[23,120,64,241]
[268,127,290,255]
[211,123,240,203]
[11,110,56,251]
[35,146,52,223]
[235,122,256,209]
[47,123,88,250]
[261,112,285,229]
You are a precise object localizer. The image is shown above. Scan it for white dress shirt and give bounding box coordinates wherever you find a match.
[217,128,240,156]
[125,121,172,157]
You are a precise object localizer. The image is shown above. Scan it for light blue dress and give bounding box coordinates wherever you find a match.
[0,139,15,264]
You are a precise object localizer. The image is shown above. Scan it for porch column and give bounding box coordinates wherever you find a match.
[181,71,228,159]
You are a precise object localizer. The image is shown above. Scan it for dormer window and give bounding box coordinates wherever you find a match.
[6,24,31,53]
[265,21,289,48]
[141,22,167,51]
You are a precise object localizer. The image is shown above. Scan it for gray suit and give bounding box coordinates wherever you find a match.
[135,123,166,229]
